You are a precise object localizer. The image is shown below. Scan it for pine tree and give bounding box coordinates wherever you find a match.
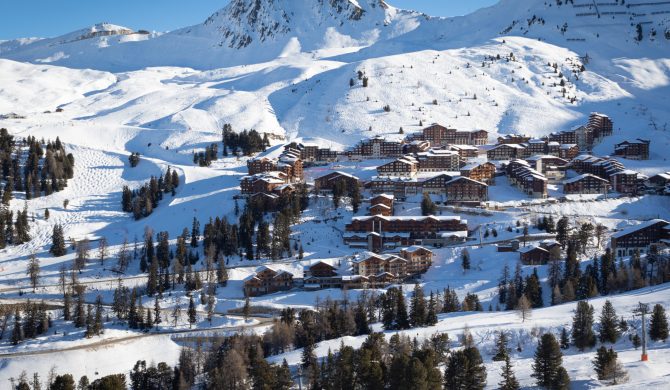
[26,253,40,292]
[499,355,520,390]
[532,333,564,388]
[649,304,669,342]
[493,331,509,361]
[444,346,487,390]
[74,293,86,328]
[572,301,596,351]
[94,295,104,336]
[560,328,570,349]
[63,292,71,321]
[426,292,438,326]
[461,249,471,272]
[593,346,616,381]
[396,290,410,329]
[12,307,23,345]
[243,296,251,321]
[49,224,66,257]
[553,367,571,390]
[154,295,162,326]
[187,296,197,328]
[599,300,620,344]
[409,284,427,327]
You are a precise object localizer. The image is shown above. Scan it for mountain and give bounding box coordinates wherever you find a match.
[0,0,422,71]
[0,0,668,153]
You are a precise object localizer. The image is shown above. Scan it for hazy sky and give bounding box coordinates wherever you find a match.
[0,0,498,40]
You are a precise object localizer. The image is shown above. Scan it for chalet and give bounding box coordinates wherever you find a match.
[614,139,650,160]
[569,155,624,180]
[343,231,410,252]
[353,253,402,278]
[449,145,480,159]
[416,124,488,146]
[353,246,435,279]
[610,219,670,258]
[526,139,549,156]
[421,174,459,195]
[349,136,403,159]
[314,171,360,192]
[505,160,548,198]
[247,157,276,175]
[546,142,561,157]
[497,240,520,252]
[304,261,338,278]
[377,157,418,177]
[368,176,423,197]
[563,174,610,194]
[400,246,434,275]
[460,162,496,184]
[404,140,431,154]
[243,266,294,297]
[345,215,468,245]
[587,112,614,142]
[559,144,580,160]
[249,192,280,208]
[647,172,670,193]
[370,203,393,216]
[369,193,395,216]
[487,144,527,161]
[370,194,395,209]
[519,245,550,265]
[286,143,339,163]
[497,134,531,145]
[240,172,288,195]
[416,149,460,172]
[610,170,639,195]
[445,176,488,203]
[525,155,568,180]
[547,126,592,150]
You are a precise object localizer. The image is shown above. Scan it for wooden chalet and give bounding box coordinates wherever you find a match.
[314,171,360,192]
[460,162,496,184]
[563,174,610,194]
[611,219,670,258]
[243,267,294,297]
[445,176,488,203]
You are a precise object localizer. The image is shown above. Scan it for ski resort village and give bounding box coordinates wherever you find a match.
[1,0,670,388]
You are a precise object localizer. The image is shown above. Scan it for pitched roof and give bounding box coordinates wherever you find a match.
[612,219,669,239]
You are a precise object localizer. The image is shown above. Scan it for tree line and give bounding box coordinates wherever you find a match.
[121,166,180,220]
[222,124,270,157]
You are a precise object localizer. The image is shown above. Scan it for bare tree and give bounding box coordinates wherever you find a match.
[171,302,182,327]
[117,238,129,272]
[98,237,108,266]
[595,224,607,248]
[26,254,40,292]
[58,264,67,295]
[74,239,90,271]
[516,294,532,322]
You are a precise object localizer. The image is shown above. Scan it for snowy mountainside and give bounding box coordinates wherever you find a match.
[0,0,421,71]
[0,59,116,113]
[182,0,405,49]
[0,23,154,65]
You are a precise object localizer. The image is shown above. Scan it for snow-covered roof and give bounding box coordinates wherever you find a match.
[370,203,392,210]
[351,215,463,222]
[611,219,669,239]
[611,169,638,176]
[440,231,469,238]
[518,245,548,254]
[461,161,493,171]
[563,173,609,184]
[403,245,431,253]
[446,176,487,186]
